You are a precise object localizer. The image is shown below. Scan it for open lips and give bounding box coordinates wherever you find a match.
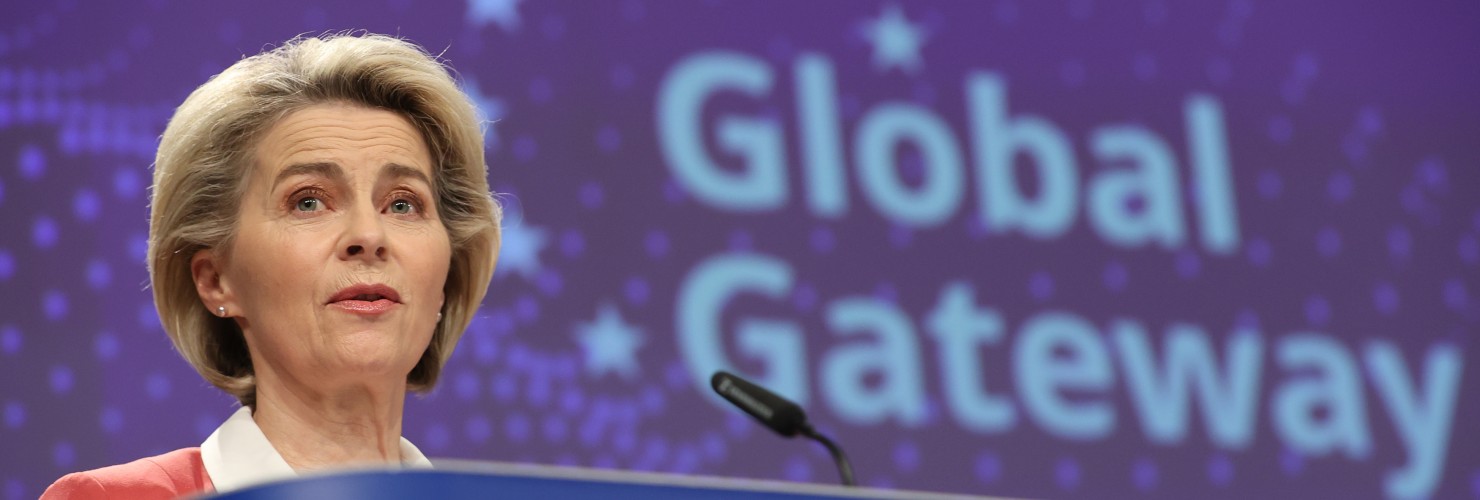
[328,284,402,314]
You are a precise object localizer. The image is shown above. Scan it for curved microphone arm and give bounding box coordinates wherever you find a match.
[800,424,857,487]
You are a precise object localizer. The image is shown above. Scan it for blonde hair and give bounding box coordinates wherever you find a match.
[148,33,500,409]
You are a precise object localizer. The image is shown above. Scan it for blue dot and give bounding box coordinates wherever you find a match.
[701,432,727,461]
[454,371,479,401]
[423,422,450,452]
[645,230,670,258]
[728,230,753,252]
[465,415,492,443]
[892,441,921,472]
[145,372,172,400]
[42,289,68,320]
[1388,226,1411,259]
[624,277,650,305]
[1326,172,1354,203]
[51,442,75,468]
[542,415,568,443]
[49,365,73,394]
[528,78,553,104]
[3,401,24,428]
[662,178,687,205]
[1459,235,1479,265]
[513,135,538,162]
[1304,295,1331,327]
[17,145,44,179]
[1235,309,1261,330]
[1257,170,1283,199]
[73,188,100,221]
[1029,272,1055,301]
[0,325,20,355]
[82,258,112,290]
[1444,279,1468,310]
[515,295,539,323]
[1133,458,1158,491]
[1055,457,1081,490]
[810,227,836,254]
[504,412,531,442]
[1103,261,1129,292]
[1267,116,1293,143]
[889,225,913,248]
[559,229,585,258]
[1059,60,1086,87]
[1280,447,1304,476]
[1373,282,1399,316]
[609,64,635,90]
[579,182,604,208]
[783,455,812,482]
[791,283,818,312]
[1316,226,1342,257]
[1246,238,1272,267]
[113,167,142,199]
[535,269,563,297]
[596,126,621,153]
[1175,250,1201,279]
[0,250,14,281]
[492,374,517,403]
[32,216,58,248]
[99,406,123,434]
[1207,454,1234,486]
[4,478,24,500]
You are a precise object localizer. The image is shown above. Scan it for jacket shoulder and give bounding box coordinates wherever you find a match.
[41,448,212,499]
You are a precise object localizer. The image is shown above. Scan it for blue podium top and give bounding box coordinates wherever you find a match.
[204,461,1003,500]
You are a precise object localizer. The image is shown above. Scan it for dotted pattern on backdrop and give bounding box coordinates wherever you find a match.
[1,1,1479,499]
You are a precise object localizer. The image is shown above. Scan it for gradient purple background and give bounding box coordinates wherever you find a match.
[1,1,1478,499]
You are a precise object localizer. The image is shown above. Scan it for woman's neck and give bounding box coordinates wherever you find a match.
[250,369,408,472]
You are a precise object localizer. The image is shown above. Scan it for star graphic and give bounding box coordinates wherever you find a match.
[860,4,928,74]
[460,78,505,151]
[466,0,523,32]
[495,211,547,281]
[574,302,646,380]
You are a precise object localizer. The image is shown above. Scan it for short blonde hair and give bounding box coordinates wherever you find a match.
[148,33,500,409]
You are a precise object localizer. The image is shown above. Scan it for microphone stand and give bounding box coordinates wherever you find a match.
[799,423,856,486]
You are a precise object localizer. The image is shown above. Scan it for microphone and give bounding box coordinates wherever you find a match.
[710,371,857,486]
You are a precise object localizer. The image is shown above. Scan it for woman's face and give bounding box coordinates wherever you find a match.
[206,102,451,391]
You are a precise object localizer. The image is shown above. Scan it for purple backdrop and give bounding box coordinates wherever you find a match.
[1,1,1478,499]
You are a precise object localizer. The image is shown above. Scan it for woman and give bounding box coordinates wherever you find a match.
[42,33,500,498]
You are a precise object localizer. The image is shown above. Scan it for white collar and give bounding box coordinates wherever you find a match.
[201,406,433,492]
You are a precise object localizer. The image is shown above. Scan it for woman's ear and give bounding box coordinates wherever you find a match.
[191,249,236,317]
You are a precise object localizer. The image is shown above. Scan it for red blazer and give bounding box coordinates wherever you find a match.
[41,448,214,499]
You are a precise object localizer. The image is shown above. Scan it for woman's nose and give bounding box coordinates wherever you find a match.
[339,203,387,261]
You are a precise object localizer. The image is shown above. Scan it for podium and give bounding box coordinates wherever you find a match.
[205,460,1006,499]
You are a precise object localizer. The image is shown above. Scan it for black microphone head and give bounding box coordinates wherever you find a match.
[711,371,808,437]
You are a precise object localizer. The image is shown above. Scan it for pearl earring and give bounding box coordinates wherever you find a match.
[217,306,227,317]
[437,312,443,322]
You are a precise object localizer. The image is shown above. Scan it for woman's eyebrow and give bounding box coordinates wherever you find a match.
[272,161,347,190]
[382,162,432,187]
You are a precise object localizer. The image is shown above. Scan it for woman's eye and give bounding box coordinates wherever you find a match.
[295,197,323,212]
[390,199,415,214]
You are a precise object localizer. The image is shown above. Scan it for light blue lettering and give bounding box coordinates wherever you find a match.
[821,298,927,426]
[1088,127,1186,249]
[926,282,1016,433]
[1014,311,1114,440]
[1365,341,1463,500]
[966,73,1078,239]
[1113,322,1262,448]
[855,103,966,227]
[677,253,808,405]
[1271,334,1371,459]
[657,51,786,211]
